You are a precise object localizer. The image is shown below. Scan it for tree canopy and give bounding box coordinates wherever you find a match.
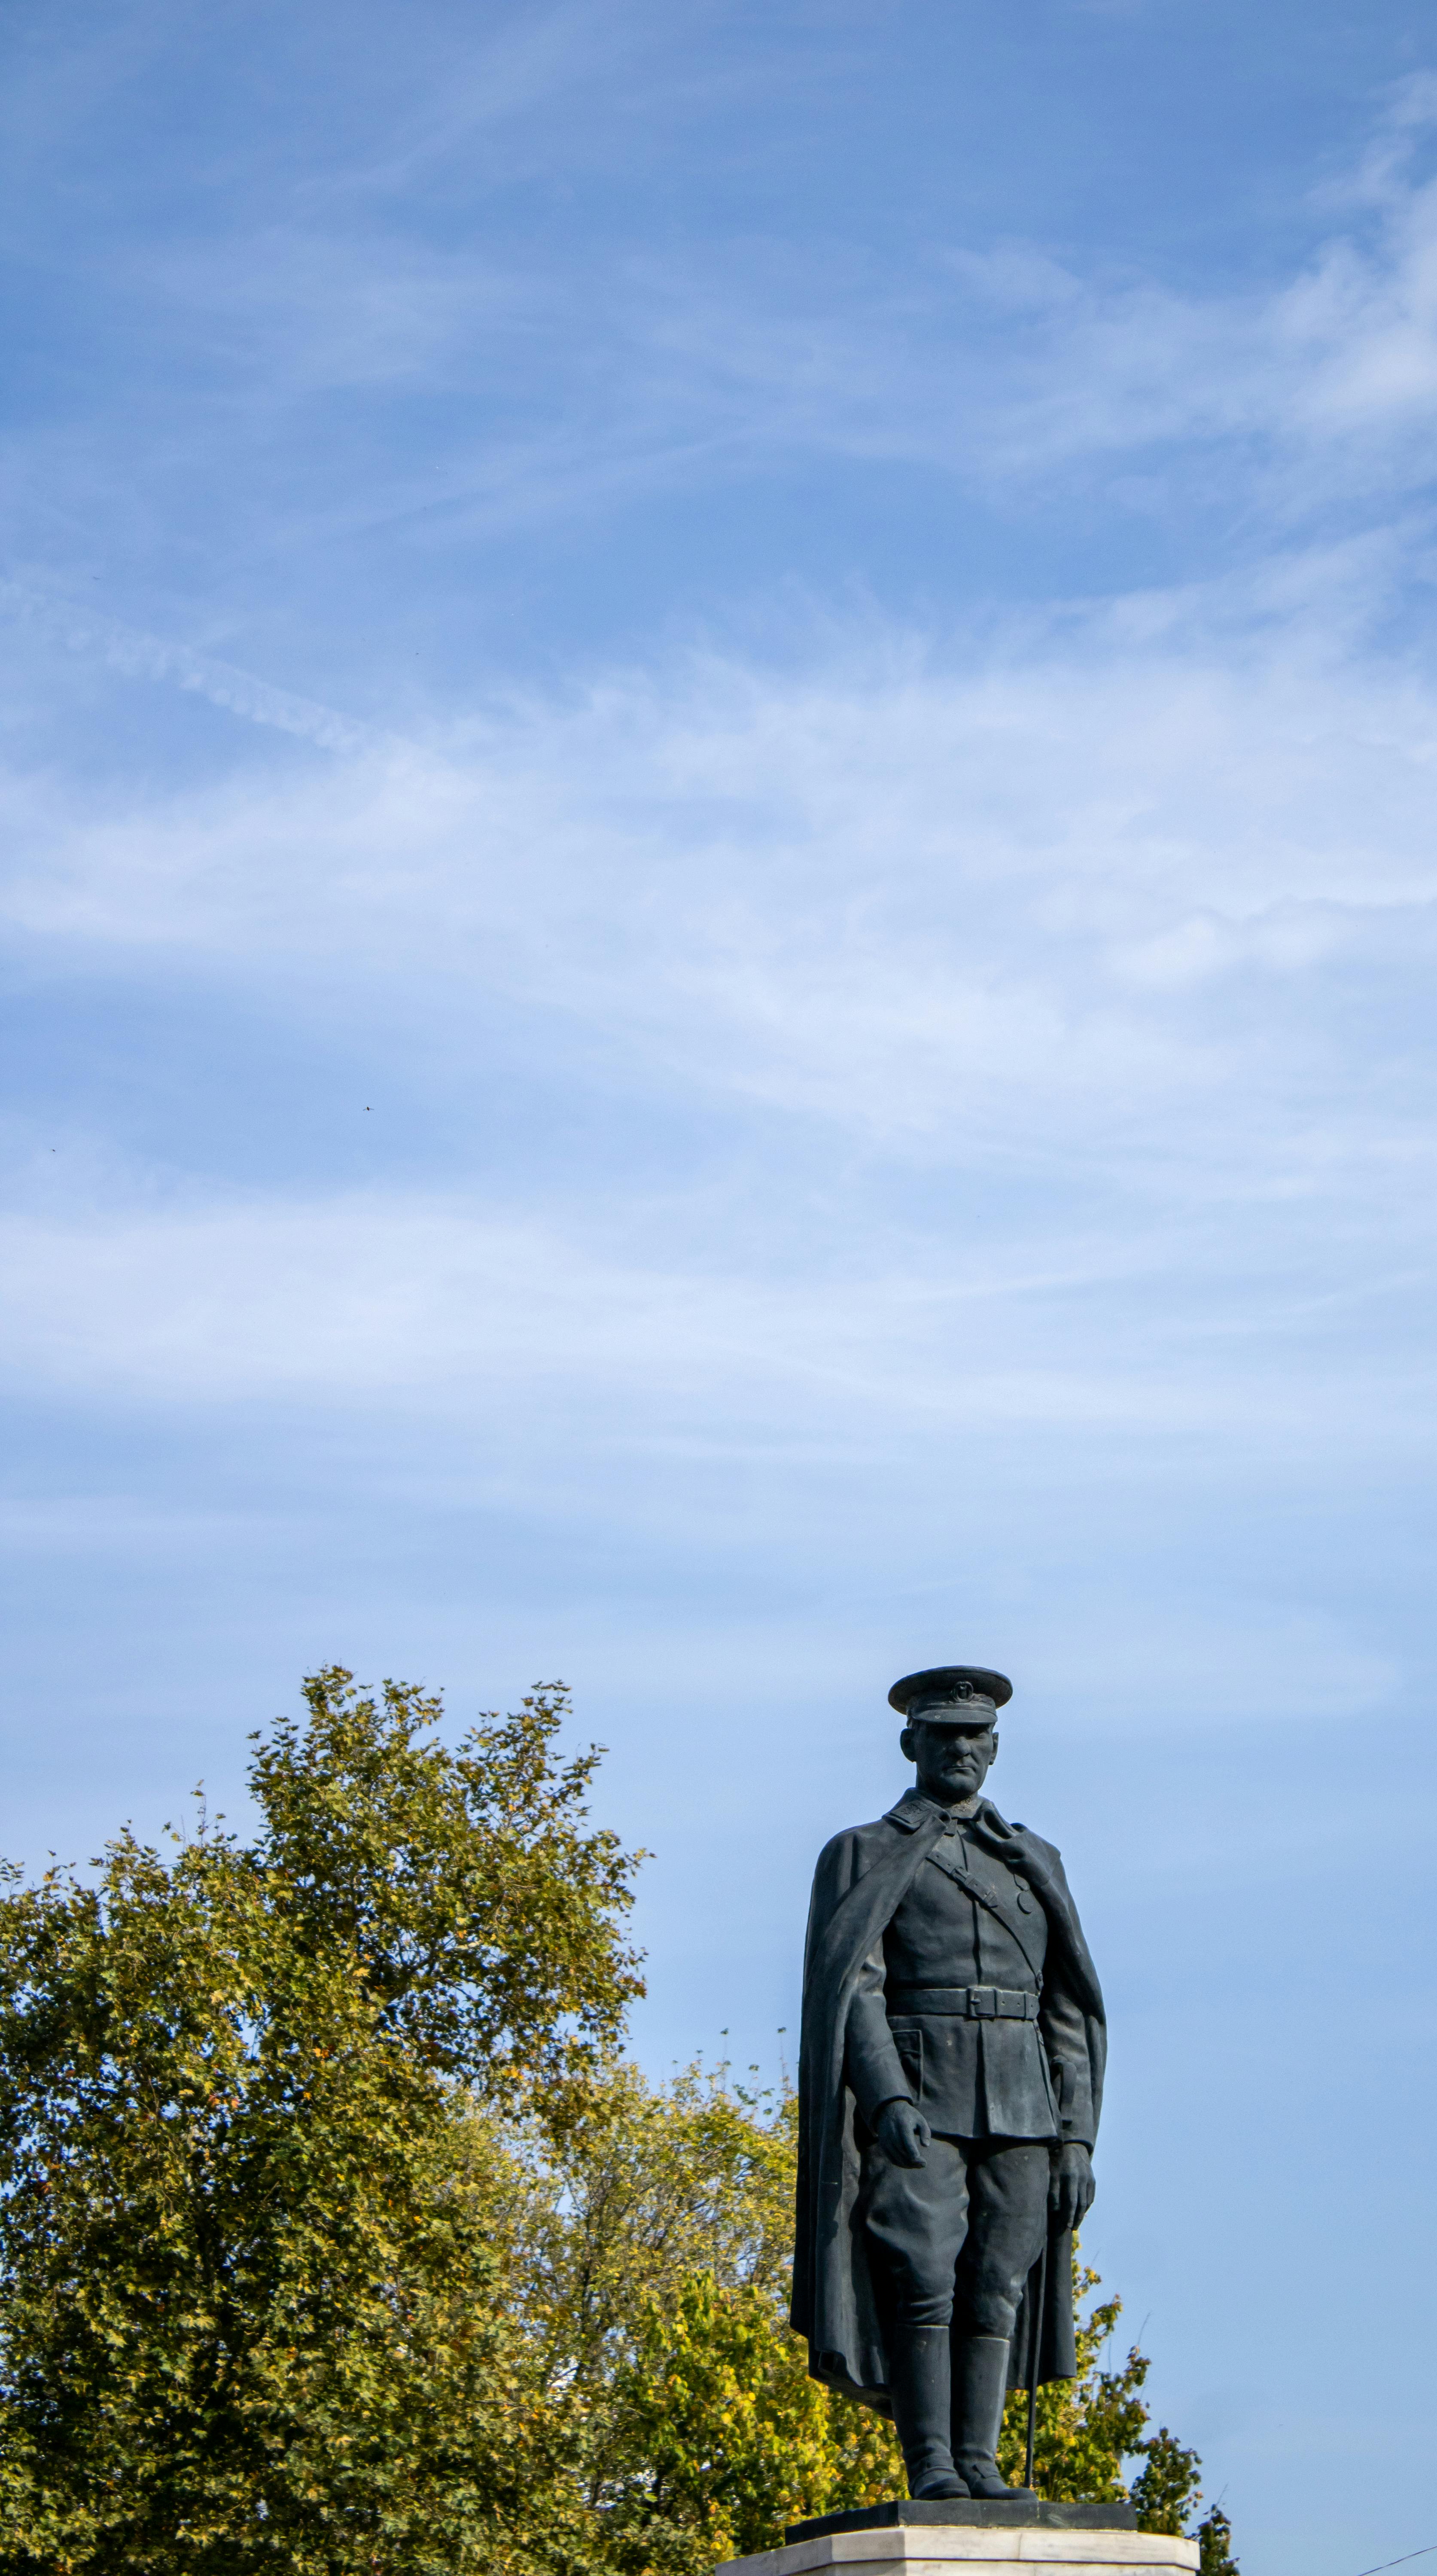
[0,1671,641,2570]
[0,1672,1235,2574]
[464,2069,1238,2576]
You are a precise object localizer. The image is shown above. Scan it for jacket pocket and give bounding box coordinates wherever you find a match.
[891,2024,923,2099]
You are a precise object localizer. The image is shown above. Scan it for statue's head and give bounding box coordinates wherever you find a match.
[889,1664,1012,1808]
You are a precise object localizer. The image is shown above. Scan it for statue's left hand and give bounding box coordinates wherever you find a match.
[1049,2143,1095,2233]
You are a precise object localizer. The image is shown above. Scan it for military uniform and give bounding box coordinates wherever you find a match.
[847,1782,1095,2141]
[846,1783,1096,2341]
[790,1664,1106,2505]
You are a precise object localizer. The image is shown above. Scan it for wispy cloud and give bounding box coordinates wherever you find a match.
[8,55,1437,611]
[7,536,1437,1181]
[4,1183,1430,1467]
[6,524,1437,1499]
[609,79,1437,505]
[0,583,376,753]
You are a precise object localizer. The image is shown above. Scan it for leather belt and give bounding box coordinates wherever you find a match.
[887,1983,1040,2021]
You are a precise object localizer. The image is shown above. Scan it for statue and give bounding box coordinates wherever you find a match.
[791,1665,1106,2503]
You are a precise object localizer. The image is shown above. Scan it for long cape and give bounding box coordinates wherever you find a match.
[790,1795,1106,2408]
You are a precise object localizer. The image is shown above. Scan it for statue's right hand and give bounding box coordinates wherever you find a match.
[874,2099,930,2166]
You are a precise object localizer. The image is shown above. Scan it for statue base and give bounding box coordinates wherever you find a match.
[717,2497,1198,2576]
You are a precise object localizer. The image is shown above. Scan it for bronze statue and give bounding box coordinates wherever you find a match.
[791,1665,1105,2500]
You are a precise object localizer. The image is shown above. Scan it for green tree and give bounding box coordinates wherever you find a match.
[0,1670,1236,2575]
[1196,2507,1240,2575]
[470,2065,1237,2575]
[457,2066,901,2573]
[0,1670,642,2574]
[996,2263,1237,2568]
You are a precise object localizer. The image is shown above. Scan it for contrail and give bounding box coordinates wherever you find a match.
[0,577,382,756]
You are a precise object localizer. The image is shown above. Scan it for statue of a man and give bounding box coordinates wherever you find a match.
[791,1665,1106,2501]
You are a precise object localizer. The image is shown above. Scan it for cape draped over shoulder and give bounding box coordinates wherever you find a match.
[789,1794,1106,2409]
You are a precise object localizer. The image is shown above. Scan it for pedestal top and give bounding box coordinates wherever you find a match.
[716,2498,1199,2576]
[788,2504,1138,2542]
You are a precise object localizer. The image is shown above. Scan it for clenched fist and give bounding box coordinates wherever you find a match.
[874,2098,932,2166]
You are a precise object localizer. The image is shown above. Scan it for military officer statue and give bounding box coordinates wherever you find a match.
[791,1666,1107,2503]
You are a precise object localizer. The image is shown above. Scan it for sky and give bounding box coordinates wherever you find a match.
[4,3,1437,2568]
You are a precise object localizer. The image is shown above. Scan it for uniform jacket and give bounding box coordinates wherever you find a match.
[790,1788,1106,2410]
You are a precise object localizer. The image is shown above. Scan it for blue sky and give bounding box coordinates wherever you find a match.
[5,5,1437,2568]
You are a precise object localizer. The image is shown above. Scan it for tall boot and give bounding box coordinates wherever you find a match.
[951,2333,1031,2500]
[888,2325,969,2500]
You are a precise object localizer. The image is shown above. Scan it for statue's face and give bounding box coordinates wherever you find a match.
[900,1715,998,1806]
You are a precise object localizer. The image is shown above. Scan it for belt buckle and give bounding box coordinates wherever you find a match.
[968,1986,995,2020]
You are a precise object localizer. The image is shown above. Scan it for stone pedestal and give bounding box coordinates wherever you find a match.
[717,2500,1198,2576]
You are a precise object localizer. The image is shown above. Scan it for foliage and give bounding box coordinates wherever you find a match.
[459,2065,903,2573]
[0,1667,1236,2573]
[1196,2505,1240,2574]
[996,2262,1198,2518]
[472,2066,1236,2575]
[996,2259,1237,2561]
[0,1671,642,2574]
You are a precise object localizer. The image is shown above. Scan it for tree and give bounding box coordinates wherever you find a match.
[0,1670,1236,2574]
[468,2063,1238,2574]
[455,2065,901,2574]
[995,2264,1238,2570]
[0,1671,642,2574]
[1196,2508,1240,2575]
